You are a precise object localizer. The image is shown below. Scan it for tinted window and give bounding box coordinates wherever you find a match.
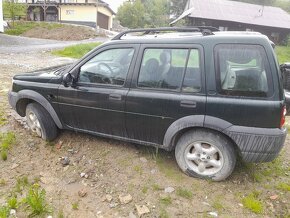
[79,48,134,86]
[138,48,201,91]
[215,44,272,97]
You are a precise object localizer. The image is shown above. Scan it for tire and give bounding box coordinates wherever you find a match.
[175,129,236,181]
[26,103,58,141]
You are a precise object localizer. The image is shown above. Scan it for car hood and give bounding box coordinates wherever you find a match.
[13,64,72,83]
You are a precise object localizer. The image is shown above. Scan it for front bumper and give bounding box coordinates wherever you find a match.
[225,126,287,162]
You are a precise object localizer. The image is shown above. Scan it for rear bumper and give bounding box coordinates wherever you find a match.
[225,126,287,162]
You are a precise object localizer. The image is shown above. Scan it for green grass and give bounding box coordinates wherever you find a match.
[276,182,290,192]
[24,183,50,217]
[0,206,9,218]
[159,195,172,206]
[7,197,18,209]
[176,187,193,199]
[72,202,79,210]
[5,21,65,36]
[142,186,149,194]
[276,46,290,64]
[152,184,163,191]
[0,132,15,161]
[51,42,101,59]
[241,192,264,214]
[159,208,170,218]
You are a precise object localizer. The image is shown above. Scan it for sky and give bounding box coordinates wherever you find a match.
[103,0,127,13]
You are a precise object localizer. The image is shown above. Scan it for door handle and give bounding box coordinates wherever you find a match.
[109,93,122,101]
[180,100,197,108]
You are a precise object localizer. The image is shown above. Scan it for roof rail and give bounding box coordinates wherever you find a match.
[112,26,219,40]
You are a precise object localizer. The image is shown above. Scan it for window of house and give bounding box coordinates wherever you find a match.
[138,48,201,91]
[215,44,272,97]
[79,48,134,86]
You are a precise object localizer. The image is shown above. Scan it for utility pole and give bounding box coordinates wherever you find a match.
[0,0,4,32]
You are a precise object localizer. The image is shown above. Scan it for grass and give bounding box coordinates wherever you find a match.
[51,42,101,59]
[212,196,225,212]
[5,21,65,36]
[159,195,172,206]
[276,46,290,64]
[24,183,50,217]
[152,184,163,191]
[276,182,290,192]
[72,202,79,210]
[0,206,9,218]
[7,197,18,209]
[241,191,264,214]
[133,165,143,175]
[159,208,170,218]
[0,110,7,126]
[0,132,16,161]
[142,186,149,194]
[176,187,193,199]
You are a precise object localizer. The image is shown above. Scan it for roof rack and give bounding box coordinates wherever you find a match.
[112,26,219,40]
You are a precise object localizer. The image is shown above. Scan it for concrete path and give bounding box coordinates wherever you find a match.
[0,34,108,53]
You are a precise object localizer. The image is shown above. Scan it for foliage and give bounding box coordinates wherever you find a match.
[0,206,9,218]
[3,0,27,26]
[52,42,101,59]
[7,197,18,209]
[276,182,290,192]
[170,0,187,19]
[117,0,170,28]
[276,46,290,64]
[159,195,172,205]
[0,132,15,161]
[24,184,50,217]
[5,21,64,35]
[242,192,264,214]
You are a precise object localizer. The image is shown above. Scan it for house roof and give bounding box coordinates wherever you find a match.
[171,0,290,30]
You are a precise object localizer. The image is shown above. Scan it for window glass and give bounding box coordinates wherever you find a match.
[182,49,201,92]
[138,48,188,90]
[79,48,134,86]
[215,44,271,97]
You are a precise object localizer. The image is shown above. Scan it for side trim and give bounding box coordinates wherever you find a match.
[163,115,205,150]
[15,90,63,129]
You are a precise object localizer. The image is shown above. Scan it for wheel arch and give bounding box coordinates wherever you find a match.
[163,115,240,155]
[15,90,63,129]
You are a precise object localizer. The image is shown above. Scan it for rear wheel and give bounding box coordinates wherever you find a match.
[175,129,236,181]
[26,103,58,141]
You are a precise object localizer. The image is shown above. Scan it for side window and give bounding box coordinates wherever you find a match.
[138,48,201,91]
[215,44,272,97]
[182,49,201,92]
[79,48,134,86]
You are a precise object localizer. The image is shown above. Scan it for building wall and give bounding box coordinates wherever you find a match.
[187,17,290,44]
[59,5,112,29]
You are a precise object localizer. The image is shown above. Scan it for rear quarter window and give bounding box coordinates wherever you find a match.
[214,44,273,97]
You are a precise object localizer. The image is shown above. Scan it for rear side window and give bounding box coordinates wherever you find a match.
[215,44,273,97]
[138,48,201,92]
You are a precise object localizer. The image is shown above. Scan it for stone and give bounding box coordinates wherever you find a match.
[140,157,147,163]
[56,140,63,149]
[105,194,113,202]
[60,157,70,166]
[164,187,175,193]
[135,204,150,217]
[80,172,86,178]
[119,194,133,204]
[10,209,16,216]
[10,163,19,170]
[129,211,137,218]
[208,212,218,217]
[78,189,87,197]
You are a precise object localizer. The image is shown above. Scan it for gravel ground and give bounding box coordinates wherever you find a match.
[0,34,108,53]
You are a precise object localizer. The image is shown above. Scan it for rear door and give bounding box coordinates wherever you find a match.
[125,44,206,145]
[206,43,281,128]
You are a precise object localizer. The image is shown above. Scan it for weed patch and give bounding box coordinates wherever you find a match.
[0,132,16,161]
[176,187,193,199]
[24,184,50,216]
[276,182,290,192]
[159,195,172,206]
[242,192,263,214]
[52,42,101,59]
[72,202,79,210]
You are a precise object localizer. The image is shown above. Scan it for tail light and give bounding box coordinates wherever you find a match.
[280,106,287,128]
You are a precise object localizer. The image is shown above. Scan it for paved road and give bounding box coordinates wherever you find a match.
[0,34,108,53]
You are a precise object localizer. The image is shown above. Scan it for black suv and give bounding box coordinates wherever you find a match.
[8,27,289,181]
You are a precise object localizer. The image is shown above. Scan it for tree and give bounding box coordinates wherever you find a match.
[116,0,146,28]
[117,0,170,28]
[170,0,187,19]
[3,0,27,26]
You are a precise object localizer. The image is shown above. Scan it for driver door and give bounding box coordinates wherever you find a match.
[57,45,138,137]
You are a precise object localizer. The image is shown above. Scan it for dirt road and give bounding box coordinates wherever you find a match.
[0,50,289,218]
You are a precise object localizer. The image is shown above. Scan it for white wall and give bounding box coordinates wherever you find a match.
[0,0,4,32]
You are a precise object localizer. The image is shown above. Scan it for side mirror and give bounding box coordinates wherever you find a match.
[62,73,74,87]
[280,63,290,71]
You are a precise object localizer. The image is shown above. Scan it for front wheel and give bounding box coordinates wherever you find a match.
[175,129,236,181]
[26,103,58,141]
